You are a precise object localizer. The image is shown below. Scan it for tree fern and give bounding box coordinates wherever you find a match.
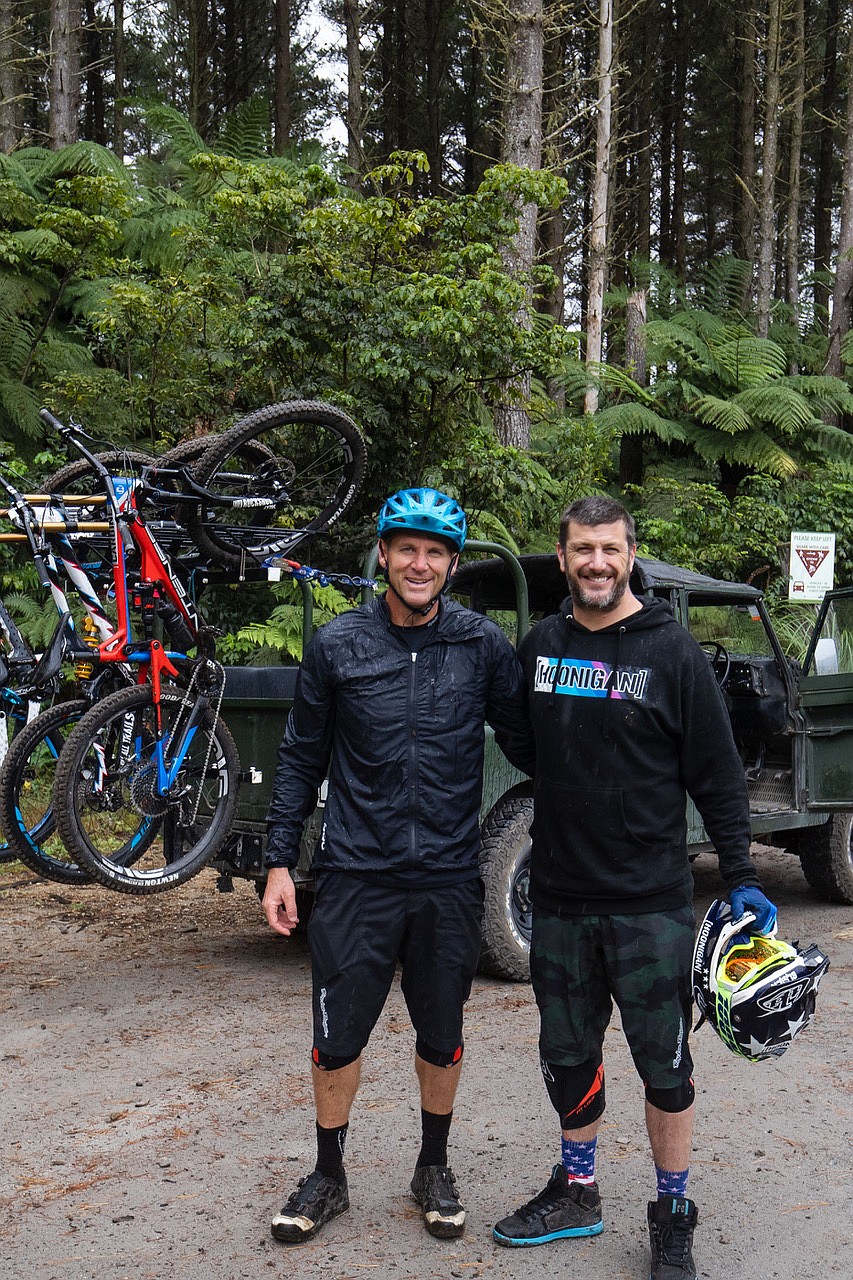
[217,95,271,160]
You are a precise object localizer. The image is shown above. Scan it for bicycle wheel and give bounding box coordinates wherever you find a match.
[43,450,157,501]
[0,700,93,882]
[186,400,367,570]
[0,699,33,863]
[53,684,240,894]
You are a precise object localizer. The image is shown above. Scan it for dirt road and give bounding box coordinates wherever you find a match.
[1,843,850,1280]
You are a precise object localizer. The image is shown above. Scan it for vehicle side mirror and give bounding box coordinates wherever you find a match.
[814,637,839,676]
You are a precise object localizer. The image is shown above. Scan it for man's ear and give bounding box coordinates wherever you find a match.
[377,538,388,570]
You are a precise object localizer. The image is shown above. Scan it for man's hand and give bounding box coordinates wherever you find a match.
[729,885,777,935]
[262,866,300,937]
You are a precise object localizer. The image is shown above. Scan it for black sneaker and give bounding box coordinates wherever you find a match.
[493,1165,603,1247]
[271,1168,349,1243]
[647,1196,698,1279]
[410,1164,466,1239]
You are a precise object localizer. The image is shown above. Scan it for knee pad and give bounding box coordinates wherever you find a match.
[644,1078,695,1113]
[416,1035,464,1069]
[540,1054,605,1130]
[312,1046,360,1071]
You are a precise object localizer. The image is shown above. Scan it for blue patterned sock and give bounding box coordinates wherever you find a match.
[655,1164,689,1199]
[561,1136,597,1185]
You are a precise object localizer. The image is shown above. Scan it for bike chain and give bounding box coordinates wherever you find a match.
[264,556,377,591]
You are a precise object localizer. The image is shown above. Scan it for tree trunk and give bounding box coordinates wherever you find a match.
[814,0,840,330]
[785,0,805,365]
[187,0,210,137]
[0,0,25,151]
[672,0,687,279]
[584,0,614,416]
[343,0,363,183]
[113,0,124,160]
[736,5,757,305]
[824,15,853,377]
[493,0,544,450]
[49,0,81,148]
[756,0,782,337]
[273,0,291,154]
[618,288,647,488]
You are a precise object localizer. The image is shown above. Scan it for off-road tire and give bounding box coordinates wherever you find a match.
[186,399,366,570]
[798,813,853,903]
[478,795,534,981]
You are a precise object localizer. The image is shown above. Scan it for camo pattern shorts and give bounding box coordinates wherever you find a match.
[530,906,695,1089]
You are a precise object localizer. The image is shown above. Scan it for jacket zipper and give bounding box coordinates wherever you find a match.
[408,650,419,861]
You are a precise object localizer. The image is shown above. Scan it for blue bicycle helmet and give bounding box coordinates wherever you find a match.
[376,488,467,552]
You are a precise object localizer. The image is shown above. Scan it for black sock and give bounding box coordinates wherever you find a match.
[417,1108,453,1168]
[315,1121,348,1178]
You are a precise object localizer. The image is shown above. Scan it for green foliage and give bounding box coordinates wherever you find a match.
[218,578,354,662]
[592,260,853,489]
[627,476,788,583]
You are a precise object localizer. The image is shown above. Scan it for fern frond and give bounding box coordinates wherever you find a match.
[733,385,812,433]
[697,255,753,316]
[217,95,271,160]
[806,421,853,464]
[139,103,207,160]
[680,421,798,476]
[691,394,751,434]
[0,378,42,438]
[713,335,787,387]
[596,363,658,408]
[595,401,688,443]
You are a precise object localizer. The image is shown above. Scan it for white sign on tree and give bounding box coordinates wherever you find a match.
[788,531,836,602]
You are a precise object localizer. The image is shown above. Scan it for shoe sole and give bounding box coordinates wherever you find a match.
[423,1214,465,1240]
[493,1220,603,1247]
[271,1200,349,1243]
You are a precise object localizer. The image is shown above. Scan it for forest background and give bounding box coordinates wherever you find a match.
[3,0,853,659]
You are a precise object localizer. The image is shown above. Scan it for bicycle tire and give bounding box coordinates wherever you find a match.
[186,399,367,570]
[0,700,36,863]
[53,684,240,894]
[43,450,157,497]
[0,698,160,884]
[0,700,93,883]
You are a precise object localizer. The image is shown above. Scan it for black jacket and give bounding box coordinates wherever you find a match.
[265,595,535,882]
[517,596,759,914]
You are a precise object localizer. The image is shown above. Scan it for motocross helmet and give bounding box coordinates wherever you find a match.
[692,898,830,1062]
[376,488,467,552]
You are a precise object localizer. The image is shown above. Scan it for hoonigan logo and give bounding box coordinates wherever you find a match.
[534,656,650,700]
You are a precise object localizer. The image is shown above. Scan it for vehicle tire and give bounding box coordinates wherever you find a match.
[798,813,853,904]
[186,400,367,570]
[0,700,93,883]
[0,700,40,863]
[53,684,240,894]
[478,795,534,981]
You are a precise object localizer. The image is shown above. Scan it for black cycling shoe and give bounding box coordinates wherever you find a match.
[410,1164,466,1238]
[493,1165,603,1247]
[647,1195,698,1279]
[271,1167,349,1243]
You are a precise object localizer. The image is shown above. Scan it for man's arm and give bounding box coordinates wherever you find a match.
[680,645,761,889]
[484,629,536,777]
[262,638,336,933]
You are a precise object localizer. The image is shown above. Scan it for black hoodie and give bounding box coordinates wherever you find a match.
[517,595,759,915]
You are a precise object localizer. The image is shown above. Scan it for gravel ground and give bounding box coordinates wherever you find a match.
[1,842,850,1280]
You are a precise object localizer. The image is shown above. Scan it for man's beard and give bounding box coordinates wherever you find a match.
[568,568,630,612]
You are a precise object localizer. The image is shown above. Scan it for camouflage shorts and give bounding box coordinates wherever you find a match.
[530,906,695,1089]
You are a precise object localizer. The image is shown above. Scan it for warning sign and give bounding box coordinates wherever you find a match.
[788,531,835,601]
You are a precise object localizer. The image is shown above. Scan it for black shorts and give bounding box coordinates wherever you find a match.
[307,873,484,1059]
[530,906,695,1089]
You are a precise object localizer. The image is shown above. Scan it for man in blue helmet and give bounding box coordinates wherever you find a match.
[261,488,534,1246]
